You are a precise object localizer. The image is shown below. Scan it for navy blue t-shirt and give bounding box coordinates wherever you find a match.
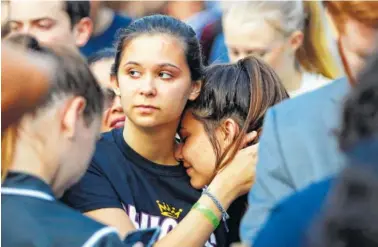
[63,128,226,246]
[80,14,132,58]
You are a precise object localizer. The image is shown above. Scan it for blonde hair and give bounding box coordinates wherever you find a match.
[223,0,340,79]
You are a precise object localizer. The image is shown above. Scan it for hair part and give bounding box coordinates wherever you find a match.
[113,14,204,82]
[188,56,289,170]
[224,1,340,79]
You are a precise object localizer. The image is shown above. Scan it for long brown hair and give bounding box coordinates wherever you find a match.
[188,56,289,171]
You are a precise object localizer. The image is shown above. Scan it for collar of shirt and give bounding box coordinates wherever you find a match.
[2,172,55,201]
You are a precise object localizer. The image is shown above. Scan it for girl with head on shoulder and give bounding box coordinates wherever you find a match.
[176,56,289,244]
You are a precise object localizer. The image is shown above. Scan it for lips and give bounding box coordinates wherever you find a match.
[135,105,159,109]
[109,116,126,129]
[134,105,159,114]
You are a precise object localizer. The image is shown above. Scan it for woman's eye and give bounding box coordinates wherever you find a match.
[128,70,141,78]
[180,136,188,143]
[159,72,173,80]
[232,49,239,56]
[248,50,266,57]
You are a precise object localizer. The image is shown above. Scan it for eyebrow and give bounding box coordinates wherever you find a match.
[124,61,182,71]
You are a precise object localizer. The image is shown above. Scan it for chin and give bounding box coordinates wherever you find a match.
[132,117,168,128]
[190,178,206,190]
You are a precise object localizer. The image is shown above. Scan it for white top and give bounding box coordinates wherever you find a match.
[289,72,331,98]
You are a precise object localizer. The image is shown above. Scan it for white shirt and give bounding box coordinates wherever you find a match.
[289,72,331,98]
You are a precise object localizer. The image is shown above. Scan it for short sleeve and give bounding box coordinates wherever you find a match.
[62,160,123,212]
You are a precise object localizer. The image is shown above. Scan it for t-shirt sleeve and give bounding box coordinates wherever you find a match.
[62,160,123,212]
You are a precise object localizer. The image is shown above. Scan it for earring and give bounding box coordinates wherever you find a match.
[113,88,121,97]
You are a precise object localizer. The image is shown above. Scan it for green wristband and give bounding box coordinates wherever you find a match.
[192,202,220,229]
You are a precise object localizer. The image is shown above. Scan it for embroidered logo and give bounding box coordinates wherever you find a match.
[156,200,183,219]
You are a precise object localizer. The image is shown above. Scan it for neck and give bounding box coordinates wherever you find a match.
[281,65,303,93]
[8,138,59,195]
[93,7,114,36]
[123,119,179,165]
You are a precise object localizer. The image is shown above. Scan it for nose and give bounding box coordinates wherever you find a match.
[174,142,184,162]
[18,24,32,35]
[139,75,157,97]
[110,96,123,114]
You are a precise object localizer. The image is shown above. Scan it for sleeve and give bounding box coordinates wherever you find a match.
[62,160,123,212]
[240,108,296,244]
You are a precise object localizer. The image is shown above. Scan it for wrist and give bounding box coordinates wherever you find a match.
[207,177,236,209]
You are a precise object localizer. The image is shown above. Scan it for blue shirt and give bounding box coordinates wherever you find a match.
[80,14,132,58]
[63,128,226,246]
[2,172,123,247]
[253,178,333,247]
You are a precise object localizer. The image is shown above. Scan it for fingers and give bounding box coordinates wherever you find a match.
[241,131,257,149]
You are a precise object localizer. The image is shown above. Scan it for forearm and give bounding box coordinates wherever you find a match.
[155,180,234,247]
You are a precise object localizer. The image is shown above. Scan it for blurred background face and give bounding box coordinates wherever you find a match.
[223,18,295,82]
[116,34,195,129]
[7,0,90,47]
[90,58,125,132]
[338,18,378,79]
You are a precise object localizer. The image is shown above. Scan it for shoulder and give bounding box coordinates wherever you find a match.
[271,77,349,120]
[93,129,122,161]
[254,178,334,247]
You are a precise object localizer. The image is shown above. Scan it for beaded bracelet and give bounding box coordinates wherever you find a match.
[202,186,230,232]
[192,202,220,229]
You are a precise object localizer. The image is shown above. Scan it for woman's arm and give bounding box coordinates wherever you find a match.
[85,208,136,239]
[155,143,258,247]
[83,141,258,246]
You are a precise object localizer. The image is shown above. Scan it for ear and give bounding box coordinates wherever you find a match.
[73,17,93,47]
[288,30,304,53]
[110,75,121,97]
[188,80,202,101]
[60,97,87,139]
[219,118,239,147]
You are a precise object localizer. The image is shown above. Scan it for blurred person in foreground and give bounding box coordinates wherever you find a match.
[253,49,378,247]
[80,1,132,58]
[308,49,378,247]
[6,0,92,49]
[88,48,125,132]
[223,1,340,97]
[1,35,159,246]
[241,1,378,245]
[1,40,54,181]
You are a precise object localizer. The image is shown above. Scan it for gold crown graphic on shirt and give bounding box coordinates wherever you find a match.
[156,200,183,219]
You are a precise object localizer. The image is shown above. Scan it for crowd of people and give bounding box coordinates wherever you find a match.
[2,1,378,247]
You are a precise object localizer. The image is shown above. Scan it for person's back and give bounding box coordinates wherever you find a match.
[2,173,120,247]
[240,1,378,244]
[252,49,378,247]
[0,36,143,247]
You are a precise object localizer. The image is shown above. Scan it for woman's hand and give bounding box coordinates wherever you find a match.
[208,131,259,208]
